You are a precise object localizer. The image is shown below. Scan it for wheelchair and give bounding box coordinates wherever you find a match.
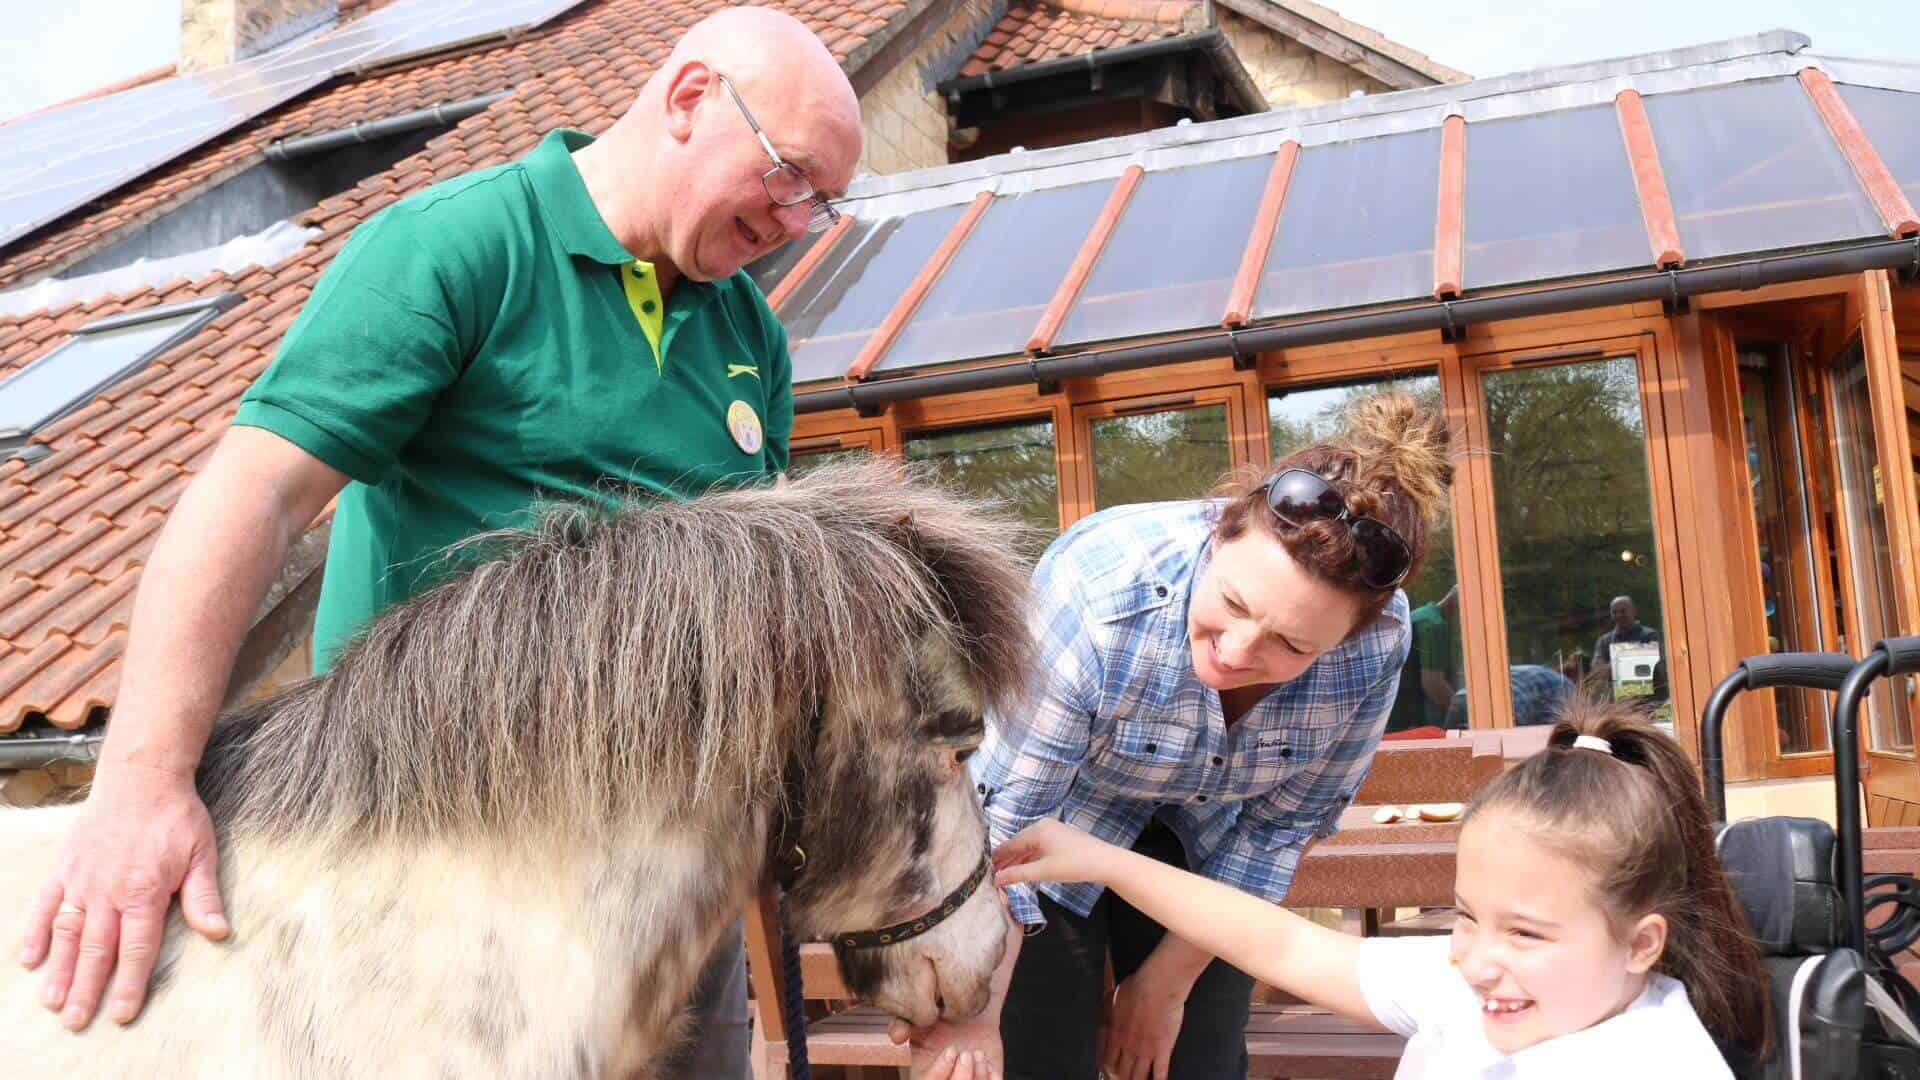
[1701,637,1920,1079]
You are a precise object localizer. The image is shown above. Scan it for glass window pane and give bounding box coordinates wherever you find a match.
[905,418,1059,557]
[788,445,869,478]
[0,313,199,437]
[1485,357,1668,731]
[1270,374,1463,733]
[1464,105,1650,289]
[1827,341,1913,752]
[781,205,968,384]
[1090,405,1231,511]
[877,180,1114,375]
[1056,157,1273,348]
[744,229,821,298]
[1735,342,1830,754]
[1642,80,1883,263]
[1837,83,1920,214]
[1256,127,1443,319]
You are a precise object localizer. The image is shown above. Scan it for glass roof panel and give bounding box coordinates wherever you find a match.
[782,204,968,384]
[1054,156,1272,348]
[744,229,822,298]
[1836,83,1920,213]
[876,179,1113,374]
[1464,104,1650,289]
[1255,127,1443,319]
[1643,78,1882,262]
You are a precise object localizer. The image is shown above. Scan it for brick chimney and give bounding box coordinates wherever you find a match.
[180,0,340,72]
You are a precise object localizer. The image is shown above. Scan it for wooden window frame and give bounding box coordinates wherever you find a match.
[1841,273,1920,799]
[1454,332,1700,749]
[1705,312,1844,780]
[1066,382,1256,526]
[892,394,1078,536]
[788,427,888,461]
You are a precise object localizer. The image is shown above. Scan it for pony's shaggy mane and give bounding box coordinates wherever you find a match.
[197,460,1035,848]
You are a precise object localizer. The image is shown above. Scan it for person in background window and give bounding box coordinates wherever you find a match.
[1557,649,1588,688]
[1409,584,1460,719]
[1510,665,1577,726]
[1443,665,1575,729]
[895,394,1453,1080]
[1593,595,1659,674]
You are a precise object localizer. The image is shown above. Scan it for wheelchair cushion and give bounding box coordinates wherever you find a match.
[1719,817,1845,955]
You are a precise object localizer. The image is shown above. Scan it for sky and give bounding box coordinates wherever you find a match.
[4,0,1920,123]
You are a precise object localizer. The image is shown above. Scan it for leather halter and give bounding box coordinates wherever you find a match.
[832,845,993,950]
[767,708,992,951]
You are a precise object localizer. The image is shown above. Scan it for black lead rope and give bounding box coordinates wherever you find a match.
[770,709,821,1080]
[778,889,813,1079]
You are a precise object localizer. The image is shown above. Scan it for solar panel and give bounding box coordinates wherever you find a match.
[0,0,587,252]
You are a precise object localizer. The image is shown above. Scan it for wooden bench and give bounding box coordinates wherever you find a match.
[744,890,910,1078]
[1246,1005,1406,1079]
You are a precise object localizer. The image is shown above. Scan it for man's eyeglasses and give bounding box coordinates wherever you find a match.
[715,72,841,235]
[1264,468,1413,591]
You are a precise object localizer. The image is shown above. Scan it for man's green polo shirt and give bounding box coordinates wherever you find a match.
[234,129,793,671]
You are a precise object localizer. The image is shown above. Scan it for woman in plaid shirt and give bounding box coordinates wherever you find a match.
[900,394,1454,1080]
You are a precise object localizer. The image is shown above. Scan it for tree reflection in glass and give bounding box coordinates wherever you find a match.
[1485,357,1668,728]
[906,418,1061,559]
[1090,405,1232,512]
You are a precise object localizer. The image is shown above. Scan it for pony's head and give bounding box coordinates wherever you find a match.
[760,463,1034,1027]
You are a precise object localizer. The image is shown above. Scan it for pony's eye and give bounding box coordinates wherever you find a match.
[953,747,976,764]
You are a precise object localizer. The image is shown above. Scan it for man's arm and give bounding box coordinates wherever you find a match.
[18,427,346,1030]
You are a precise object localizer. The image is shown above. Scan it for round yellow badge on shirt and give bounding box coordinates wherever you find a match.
[727,399,763,455]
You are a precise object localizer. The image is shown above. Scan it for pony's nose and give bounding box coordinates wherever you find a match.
[930,954,994,1020]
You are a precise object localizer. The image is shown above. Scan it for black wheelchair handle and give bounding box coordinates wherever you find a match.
[1701,652,1856,824]
[1739,652,1858,691]
[1875,636,1920,676]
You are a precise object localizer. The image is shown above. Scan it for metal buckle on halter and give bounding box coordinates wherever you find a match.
[833,844,994,951]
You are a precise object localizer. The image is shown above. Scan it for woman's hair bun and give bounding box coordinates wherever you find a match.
[1340,391,1453,529]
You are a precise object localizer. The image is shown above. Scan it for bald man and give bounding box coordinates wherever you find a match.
[18,11,861,1071]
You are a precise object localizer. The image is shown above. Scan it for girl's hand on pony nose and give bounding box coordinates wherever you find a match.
[992,819,1113,887]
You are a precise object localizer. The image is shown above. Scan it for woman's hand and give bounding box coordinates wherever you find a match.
[917,1045,993,1080]
[890,1015,1002,1079]
[1100,961,1192,1080]
[991,819,1120,888]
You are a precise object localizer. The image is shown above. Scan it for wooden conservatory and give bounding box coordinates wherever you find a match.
[747,31,1920,817]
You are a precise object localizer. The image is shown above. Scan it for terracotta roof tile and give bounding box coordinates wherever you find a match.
[60,564,140,645]
[0,0,918,730]
[960,0,1195,77]
[0,635,73,732]
[0,574,96,640]
[8,521,116,583]
[87,466,184,526]
[26,632,124,731]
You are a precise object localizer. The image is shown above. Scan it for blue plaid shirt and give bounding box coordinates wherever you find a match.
[972,501,1410,929]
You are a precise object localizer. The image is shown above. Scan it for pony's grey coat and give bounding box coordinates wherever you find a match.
[0,461,1035,1078]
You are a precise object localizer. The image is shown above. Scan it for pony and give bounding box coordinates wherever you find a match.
[1,460,1034,1078]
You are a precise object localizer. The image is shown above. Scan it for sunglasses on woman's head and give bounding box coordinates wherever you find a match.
[1263,468,1413,590]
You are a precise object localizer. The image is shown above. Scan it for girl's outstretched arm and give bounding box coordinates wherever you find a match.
[993,820,1378,1025]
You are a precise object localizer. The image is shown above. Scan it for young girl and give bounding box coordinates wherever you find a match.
[978,699,1772,1078]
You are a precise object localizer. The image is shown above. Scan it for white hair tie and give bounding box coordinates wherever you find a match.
[1572,734,1613,755]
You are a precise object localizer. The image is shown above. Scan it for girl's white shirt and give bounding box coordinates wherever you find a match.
[1358,936,1734,1079]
